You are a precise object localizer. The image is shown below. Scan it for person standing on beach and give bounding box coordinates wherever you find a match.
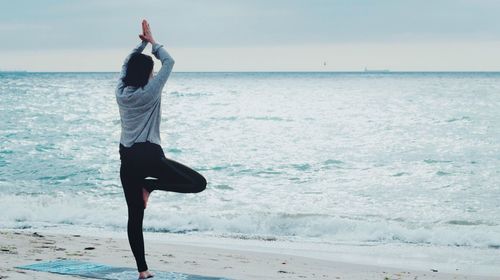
[116,20,207,279]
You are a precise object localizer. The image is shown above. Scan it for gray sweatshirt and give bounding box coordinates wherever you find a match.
[115,41,175,147]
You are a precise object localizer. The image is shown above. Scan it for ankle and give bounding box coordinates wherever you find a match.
[138,270,153,279]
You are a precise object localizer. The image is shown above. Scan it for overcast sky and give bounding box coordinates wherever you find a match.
[1,0,500,71]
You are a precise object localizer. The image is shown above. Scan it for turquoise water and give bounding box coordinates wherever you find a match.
[1,72,500,250]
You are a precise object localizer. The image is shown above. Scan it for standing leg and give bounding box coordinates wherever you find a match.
[120,163,149,272]
[147,156,207,193]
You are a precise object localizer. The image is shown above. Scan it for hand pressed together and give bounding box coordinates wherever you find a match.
[139,19,156,44]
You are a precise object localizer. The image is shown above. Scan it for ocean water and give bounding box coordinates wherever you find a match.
[1,72,500,265]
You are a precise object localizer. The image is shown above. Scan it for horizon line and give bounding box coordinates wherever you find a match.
[2,70,500,74]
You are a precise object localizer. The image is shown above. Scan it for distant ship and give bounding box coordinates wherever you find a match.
[364,67,390,73]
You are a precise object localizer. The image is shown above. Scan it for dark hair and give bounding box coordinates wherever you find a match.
[123,53,154,87]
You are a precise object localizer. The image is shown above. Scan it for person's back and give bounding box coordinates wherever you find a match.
[115,33,175,147]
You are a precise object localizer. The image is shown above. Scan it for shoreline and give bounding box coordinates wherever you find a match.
[0,229,498,279]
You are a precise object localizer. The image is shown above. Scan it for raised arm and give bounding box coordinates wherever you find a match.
[139,20,175,94]
[146,43,175,92]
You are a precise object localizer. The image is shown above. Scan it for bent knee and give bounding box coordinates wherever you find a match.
[192,175,207,193]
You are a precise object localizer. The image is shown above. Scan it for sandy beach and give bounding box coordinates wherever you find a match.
[0,230,496,280]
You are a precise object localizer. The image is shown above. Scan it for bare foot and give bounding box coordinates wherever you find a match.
[138,270,154,279]
[142,188,151,209]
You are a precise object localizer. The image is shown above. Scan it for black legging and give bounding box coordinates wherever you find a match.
[119,141,206,272]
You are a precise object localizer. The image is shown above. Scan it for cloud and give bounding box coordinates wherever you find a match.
[0,23,51,32]
[1,0,500,70]
[2,0,500,50]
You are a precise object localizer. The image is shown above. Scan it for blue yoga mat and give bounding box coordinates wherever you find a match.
[16,259,232,280]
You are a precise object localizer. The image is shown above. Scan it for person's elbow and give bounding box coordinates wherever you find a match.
[163,57,174,66]
[161,59,175,72]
